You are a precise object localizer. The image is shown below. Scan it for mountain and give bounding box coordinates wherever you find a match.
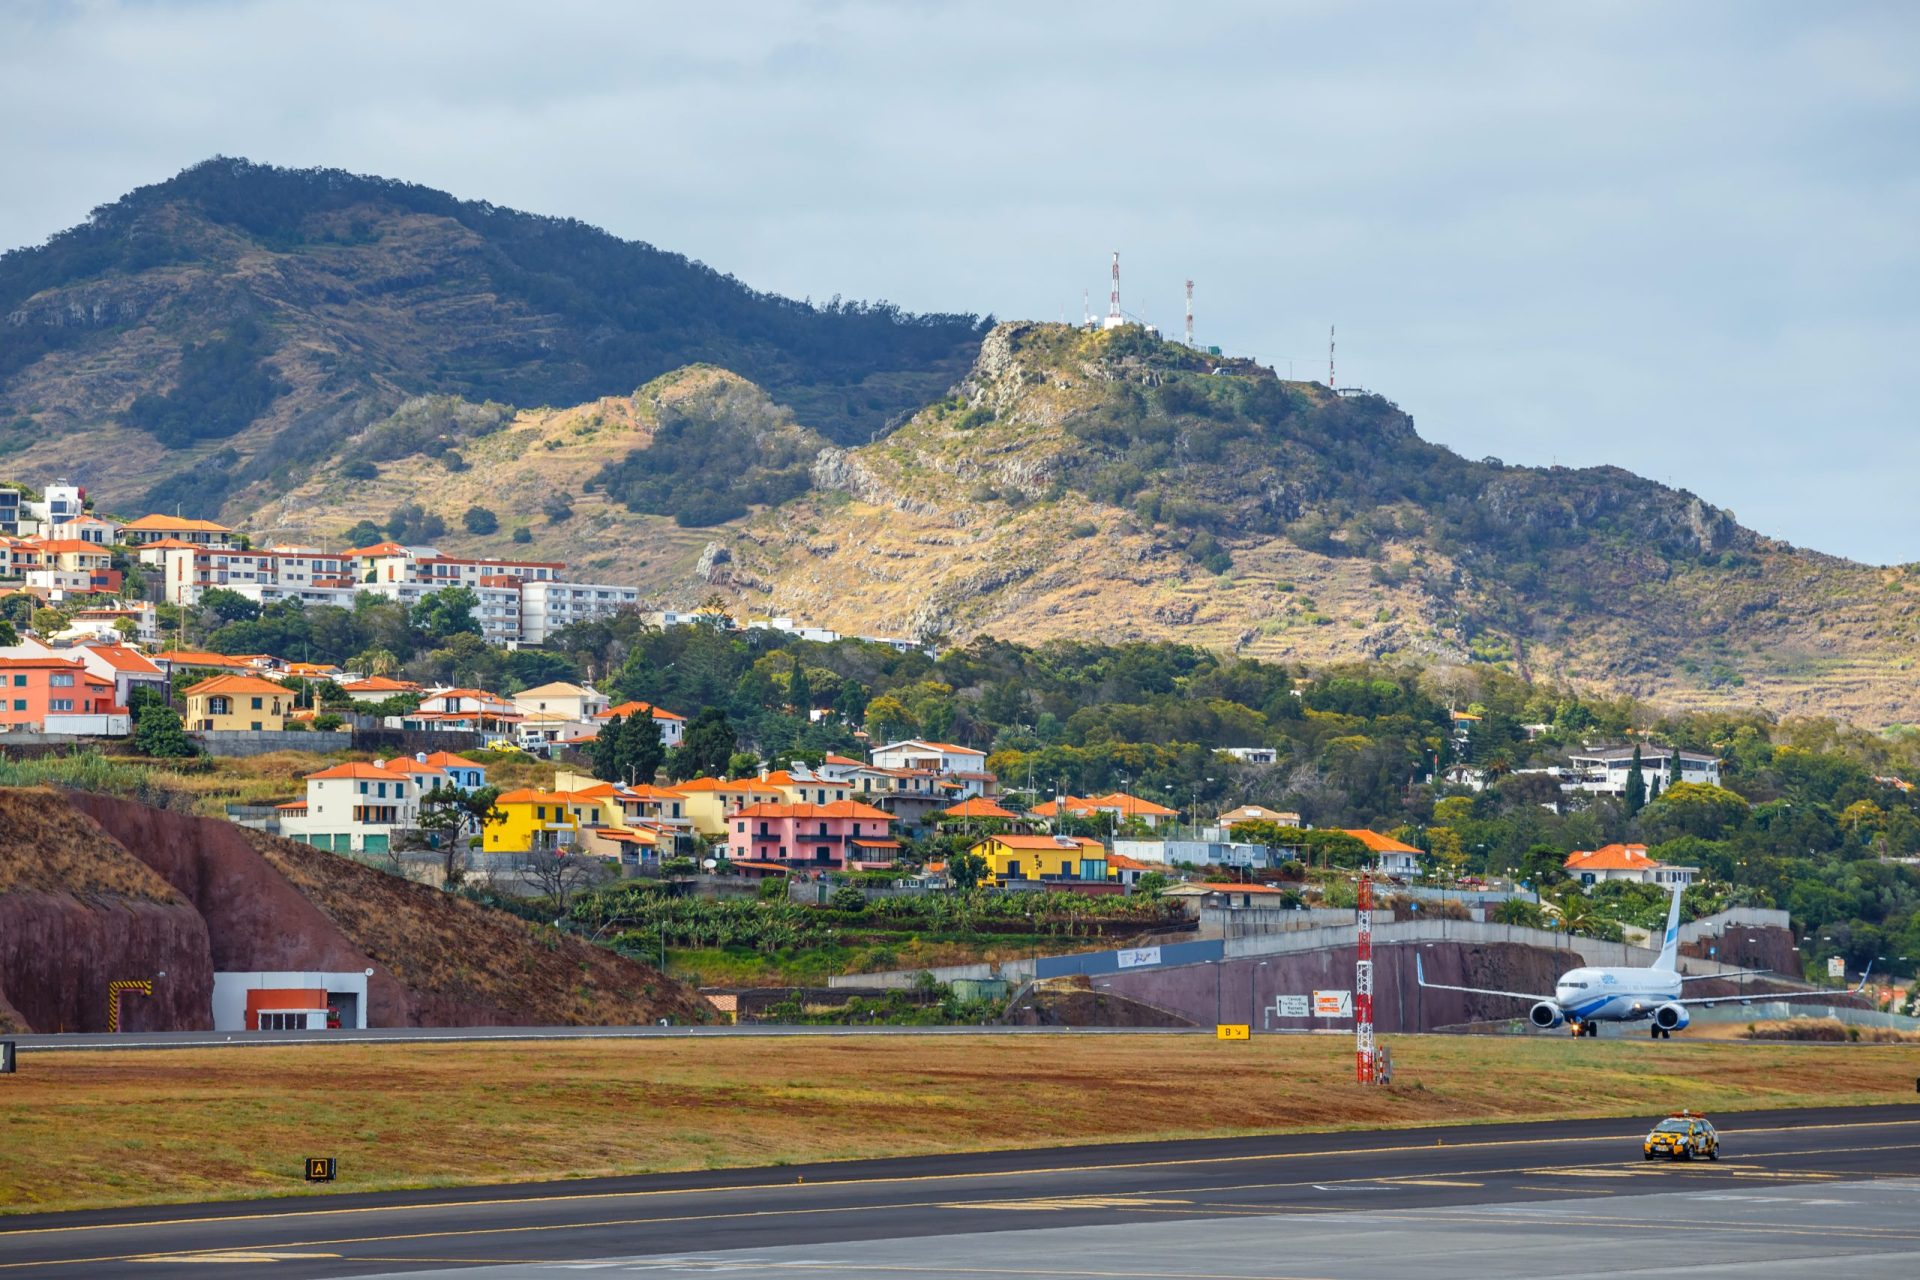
[4,162,1916,723]
[0,157,985,516]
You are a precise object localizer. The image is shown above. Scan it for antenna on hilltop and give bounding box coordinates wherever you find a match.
[1104,252,1123,330]
[1328,324,1336,390]
[1082,289,1090,328]
[1184,280,1194,347]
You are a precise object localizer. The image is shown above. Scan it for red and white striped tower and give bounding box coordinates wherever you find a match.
[1184,279,1194,347]
[1355,871,1375,1083]
[1105,252,1123,329]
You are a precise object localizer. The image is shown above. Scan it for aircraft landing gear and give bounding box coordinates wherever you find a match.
[1582,1021,1598,1037]
[1649,1025,1670,1040]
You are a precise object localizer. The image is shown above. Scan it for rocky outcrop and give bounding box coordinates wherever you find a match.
[0,787,707,1032]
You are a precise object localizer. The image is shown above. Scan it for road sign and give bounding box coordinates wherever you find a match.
[1828,956,1846,979]
[1216,1023,1250,1040]
[1313,989,1353,1018]
[1117,947,1162,970]
[0,1041,13,1074]
[305,1157,336,1182]
[1274,995,1311,1018]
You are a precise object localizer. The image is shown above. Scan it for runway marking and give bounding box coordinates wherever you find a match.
[134,1252,340,1264]
[1383,1179,1483,1187]
[945,1196,1193,1212]
[8,1114,1918,1243]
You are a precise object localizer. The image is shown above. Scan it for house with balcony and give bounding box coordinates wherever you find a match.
[671,776,788,838]
[483,789,599,854]
[512,681,611,724]
[971,834,1110,887]
[591,700,686,748]
[182,674,290,733]
[1032,791,1180,830]
[724,800,897,870]
[1341,829,1423,878]
[1563,747,1722,797]
[278,761,434,854]
[340,675,422,703]
[118,513,237,548]
[759,766,854,807]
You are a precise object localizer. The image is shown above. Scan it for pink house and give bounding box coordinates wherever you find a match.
[725,800,899,870]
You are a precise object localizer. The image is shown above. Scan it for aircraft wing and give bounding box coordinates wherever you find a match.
[1414,954,1548,1003]
[1672,963,1875,1007]
[1679,968,1771,983]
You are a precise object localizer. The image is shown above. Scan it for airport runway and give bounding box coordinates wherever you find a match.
[1,1104,1915,1278]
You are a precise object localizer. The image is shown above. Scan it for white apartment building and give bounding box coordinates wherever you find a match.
[1564,747,1722,797]
[519,580,641,644]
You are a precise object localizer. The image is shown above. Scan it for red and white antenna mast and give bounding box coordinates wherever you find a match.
[1355,871,1375,1083]
[1184,279,1194,347]
[1104,252,1123,329]
[1328,324,1336,390]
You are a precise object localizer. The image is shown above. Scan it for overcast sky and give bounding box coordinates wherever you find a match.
[3,1,1915,563]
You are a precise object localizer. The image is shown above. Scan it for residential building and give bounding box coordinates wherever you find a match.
[72,643,166,709]
[1211,804,1302,836]
[182,674,291,732]
[0,487,21,536]
[972,833,1110,886]
[1033,791,1180,830]
[119,513,235,548]
[940,797,1019,822]
[24,482,85,529]
[1564,747,1722,797]
[278,761,434,854]
[760,766,854,807]
[0,655,127,735]
[592,700,686,749]
[1220,746,1278,765]
[1112,838,1282,869]
[1105,850,1171,888]
[25,539,121,593]
[671,776,788,838]
[724,800,897,870]
[1184,882,1293,909]
[1564,844,1698,888]
[50,514,121,545]
[63,602,158,644]
[415,751,486,791]
[519,579,641,643]
[868,739,989,776]
[513,682,610,723]
[483,789,598,854]
[339,675,422,703]
[399,687,519,735]
[1340,829,1423,878]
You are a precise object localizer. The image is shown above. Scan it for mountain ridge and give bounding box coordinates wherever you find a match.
[3,161,1916,724]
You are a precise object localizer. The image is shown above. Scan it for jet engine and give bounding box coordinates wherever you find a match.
[1653,1002,1691,1032]
[1529,1001,1565,1029]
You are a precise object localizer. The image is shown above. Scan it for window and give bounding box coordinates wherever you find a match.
[11,700,23,712]
[49,700,73,712]
[10,675,22,688]
[50,673,73,687]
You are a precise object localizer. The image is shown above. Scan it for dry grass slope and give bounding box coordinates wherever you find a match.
[0,787,182,902]
[0,1033,1913,1214]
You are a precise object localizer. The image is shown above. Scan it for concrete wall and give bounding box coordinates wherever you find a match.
[194,730,353,757]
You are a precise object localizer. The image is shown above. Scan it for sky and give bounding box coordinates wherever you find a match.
[3,1,1915,563]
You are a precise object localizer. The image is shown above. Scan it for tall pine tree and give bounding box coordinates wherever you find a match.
[1624,744,1647,815]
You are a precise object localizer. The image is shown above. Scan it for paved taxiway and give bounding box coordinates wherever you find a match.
[1,1104,1913,1278]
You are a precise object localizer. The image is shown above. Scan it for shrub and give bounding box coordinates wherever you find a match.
[341,460,377,480]
[463,506,500,535]
[511,527,533,544]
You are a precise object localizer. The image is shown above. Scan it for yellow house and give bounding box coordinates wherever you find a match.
[483,788,599,853]
[670,776,787,838]
[970,834,1110,886]
[760,769,851,807]
[182,674,291,732]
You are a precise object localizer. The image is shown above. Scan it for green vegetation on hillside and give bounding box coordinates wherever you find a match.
[124,316,288,447]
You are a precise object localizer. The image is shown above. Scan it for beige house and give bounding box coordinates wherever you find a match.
[669,776,788,838]
[183,674,291,732]
[511,681,610,723]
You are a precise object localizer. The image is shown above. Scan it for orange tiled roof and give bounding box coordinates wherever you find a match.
[306,762,406,781]
[1340,829,1422,855]
[122,514,234,533]
[981,834,1105,853]
[183,673,287,697]
[940,797,1018,819]
[733,800,894,821]
[1564,843,1659,871]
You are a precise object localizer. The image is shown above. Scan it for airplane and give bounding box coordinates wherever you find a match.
[1415,880,1870,1038]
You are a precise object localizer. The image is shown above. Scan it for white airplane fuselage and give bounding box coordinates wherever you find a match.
[1553,965,1684,1024]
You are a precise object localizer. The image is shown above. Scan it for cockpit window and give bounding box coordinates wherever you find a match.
[1562,981,1588,989]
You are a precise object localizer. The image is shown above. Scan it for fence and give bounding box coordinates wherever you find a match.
[193,729,353,757]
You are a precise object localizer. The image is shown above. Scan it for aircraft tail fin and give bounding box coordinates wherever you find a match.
[1656,881,1684,971]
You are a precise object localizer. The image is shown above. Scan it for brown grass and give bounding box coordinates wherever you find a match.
[1,1032,1913,1215]
[0,788,180,901]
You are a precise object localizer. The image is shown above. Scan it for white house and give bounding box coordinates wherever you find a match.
[1563,843,1698,888]
[513,681,610,724]
[591,700,686,749]
[278,761,435,854]
[1565,747,1721,797]
[869,739,988,776]
[1220,746,1278,765]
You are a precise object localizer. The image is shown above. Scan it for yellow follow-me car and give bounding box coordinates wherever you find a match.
[1644,1111,1719,1161]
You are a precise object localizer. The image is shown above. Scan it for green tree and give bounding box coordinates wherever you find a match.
[132,702,199,758]
[342,519,384,548]
[1624,744,1647,815]
[411,587,482,641]
[462,506,499,535]
[31,607,63,636]
[787,663,813,717]
[947,851,988,890]
[0,618,15,646]
[197,587,259,624]
[675,706,736,780]
[865,694,915,742]
[727,750,762,779]
[591,713,666,786]
[418,783,503,886]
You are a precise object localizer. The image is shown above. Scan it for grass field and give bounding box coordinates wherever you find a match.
[3,1033,1916,1215]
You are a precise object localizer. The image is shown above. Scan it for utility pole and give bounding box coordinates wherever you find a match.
[1356,872,1375,1083]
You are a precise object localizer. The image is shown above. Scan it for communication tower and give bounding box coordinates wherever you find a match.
[1355,871,1375,1082]
[1328,324,1336,390]
[1103,252,1124,330]
[1184,280,1194,347]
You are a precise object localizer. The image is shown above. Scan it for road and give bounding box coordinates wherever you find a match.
[0,1104,1914,1278]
